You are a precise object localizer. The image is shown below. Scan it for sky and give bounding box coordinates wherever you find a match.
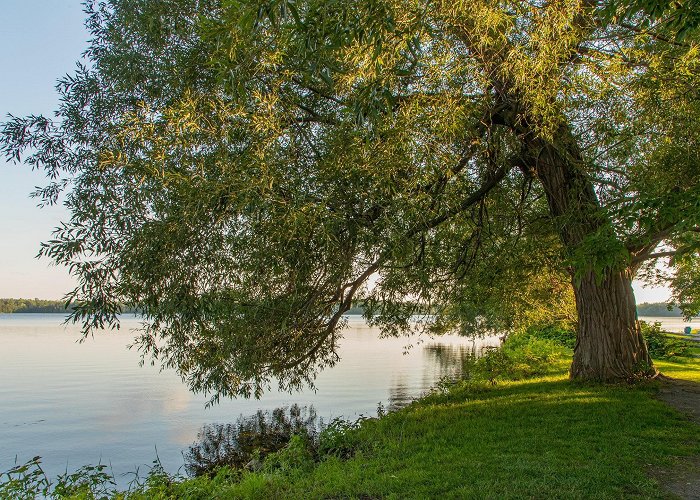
[0,1,87,299]
[0,2,672,302]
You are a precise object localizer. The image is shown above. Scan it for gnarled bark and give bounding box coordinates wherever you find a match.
[570,268,655,381]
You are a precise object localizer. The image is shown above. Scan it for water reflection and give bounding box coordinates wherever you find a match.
[387,382,412,412]
[387,335,502,410]
[0,314,500,487]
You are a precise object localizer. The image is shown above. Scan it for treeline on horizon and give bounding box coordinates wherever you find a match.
[0,298,686,317]
[0,298,72,313]
[0,299,139,314]
[635,302,685,317]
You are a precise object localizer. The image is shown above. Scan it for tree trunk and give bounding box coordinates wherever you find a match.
[519,124,656,381]
[570,268,656,381]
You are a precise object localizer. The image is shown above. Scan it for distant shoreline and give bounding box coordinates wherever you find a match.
[0,298,71,314]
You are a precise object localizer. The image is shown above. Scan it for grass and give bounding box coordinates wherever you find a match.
[5,347,700,499]
[127,352,700,499]
[656,347,700,382]
[265,379,698,498]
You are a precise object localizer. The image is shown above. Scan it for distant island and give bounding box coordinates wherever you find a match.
[0,299,141,314]
[636,302,685,317]
[0,298,72,313]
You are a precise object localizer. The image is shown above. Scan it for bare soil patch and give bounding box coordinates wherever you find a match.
[652,378,700,499]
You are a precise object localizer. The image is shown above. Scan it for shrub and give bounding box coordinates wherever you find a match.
[474,335,566,383]
[317,417,367,459]
[183,405,321,477]
[524,324,576,349]
[262,434,316,473]
[641,321,693,359]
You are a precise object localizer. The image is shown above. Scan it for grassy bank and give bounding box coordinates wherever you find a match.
[128,348,700,498]
[153,365,697,499]
[4,343,700,499]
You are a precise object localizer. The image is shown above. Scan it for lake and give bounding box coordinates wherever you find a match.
[639,316,700,333]
[0,314,501,486]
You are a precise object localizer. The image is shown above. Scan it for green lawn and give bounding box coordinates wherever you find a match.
[129,354,700,499]
[656,348,700,383]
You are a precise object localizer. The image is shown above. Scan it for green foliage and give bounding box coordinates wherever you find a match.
[2,0,700,395]
[183,405,321,477]
[472,335,568,383]
[640,320,694,358]
[0,457,118,500]
[670,256,700,319]
[123,465,241,500]
[0,457,51,500]
[605,0,700,40]
[523,324,577,350]
[53,464,116,499]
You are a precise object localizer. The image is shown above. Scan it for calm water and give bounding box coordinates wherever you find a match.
[639,316,700,333]
[0,314,500,486]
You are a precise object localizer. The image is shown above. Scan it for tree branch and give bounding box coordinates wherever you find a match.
[632,245,698,266]
[618,22,690,48]
[406,158,516,238]
[632,250,678,263]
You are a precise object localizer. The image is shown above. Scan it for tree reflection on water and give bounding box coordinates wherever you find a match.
[387,336,501,410]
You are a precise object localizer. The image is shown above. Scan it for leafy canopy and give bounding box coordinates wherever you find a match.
[2,0,699,400]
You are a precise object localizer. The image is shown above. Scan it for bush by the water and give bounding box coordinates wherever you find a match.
[184,404,374,478]
[463,334,567,384]
[640,321,693,359]
[184,404,322,477]
[523,324,576,349]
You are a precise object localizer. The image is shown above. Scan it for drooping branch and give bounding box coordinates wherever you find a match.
[271,154,517,373]
[273,259,381,371]
[406,159,516,238]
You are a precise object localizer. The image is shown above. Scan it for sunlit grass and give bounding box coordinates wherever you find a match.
[185,353,699,499]
[262,366,698,499]
[656,348,700,382]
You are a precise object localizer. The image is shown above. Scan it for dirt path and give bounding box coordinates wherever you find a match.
[653,378,700,499]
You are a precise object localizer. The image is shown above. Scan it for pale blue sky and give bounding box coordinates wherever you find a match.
[1,1,87,298]
[0,1,671,302]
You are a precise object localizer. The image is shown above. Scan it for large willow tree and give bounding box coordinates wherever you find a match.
[3,0,700,398]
